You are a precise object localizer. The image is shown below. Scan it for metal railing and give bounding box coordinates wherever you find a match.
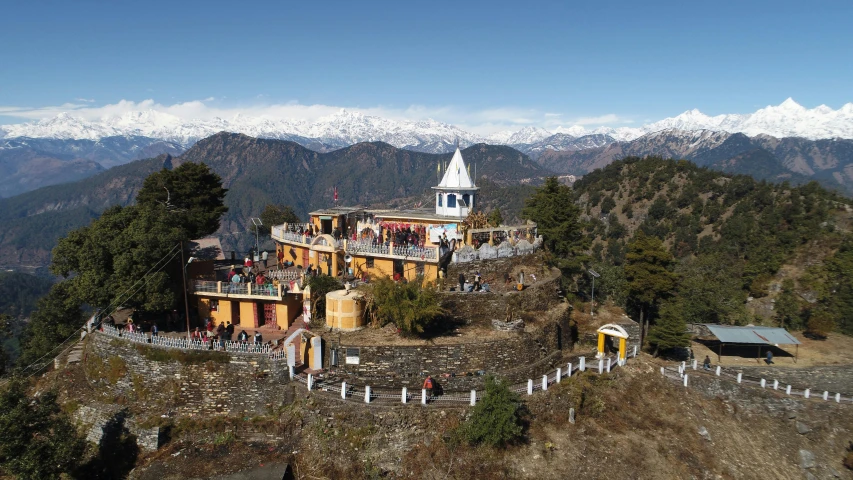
[191,280,284,298]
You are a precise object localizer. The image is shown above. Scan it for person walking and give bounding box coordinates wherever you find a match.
[766,350,774,365]
[458,272,466,293]
[423,375,434,402]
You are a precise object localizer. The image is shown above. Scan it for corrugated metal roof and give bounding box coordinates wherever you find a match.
[704,324,801,345]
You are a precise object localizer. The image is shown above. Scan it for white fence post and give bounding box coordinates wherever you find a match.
[542,375,548,391]
[773,380,779,390]
[556,368,562,383]
[401,387,407,404]
[836,393,841,403]
[598,359,604,374]
[715,366,721,376]
[804,389,810,399]
[527,379,534,395]
[567,363,573,377]
[760,378,766,388]
[579,357,586,372]
[364,386,371,404]
[470,390,477,406]
[633,345,638,357]
[307,374,314,391]
[692,359,697,370]
[288,365,294,380]
[341,381,347,399]
[606,358,612,373]
[681,361,686,372]
[683,374,688,387]
[660,367,665,376]
[823,391,829,401]
[421,388,427,405]
[786,385,792,395]
[737,373,742,383]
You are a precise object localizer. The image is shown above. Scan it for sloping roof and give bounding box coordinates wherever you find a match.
[704,324,801,345]
[435,147,477,190]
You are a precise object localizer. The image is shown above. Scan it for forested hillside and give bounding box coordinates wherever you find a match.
[570,156,853,337]
[0,134,550,269]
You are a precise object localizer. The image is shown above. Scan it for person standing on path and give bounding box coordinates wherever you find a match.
[458,273,466,293]
[703,355,711,371]
[423,375,434,402]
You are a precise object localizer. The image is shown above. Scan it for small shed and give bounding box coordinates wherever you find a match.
[701,324,801,363]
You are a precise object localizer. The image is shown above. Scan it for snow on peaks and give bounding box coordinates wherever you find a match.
[1,99,852,148]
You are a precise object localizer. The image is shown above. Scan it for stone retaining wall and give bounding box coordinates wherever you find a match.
[86,333,294,417]
[326,321,569,391]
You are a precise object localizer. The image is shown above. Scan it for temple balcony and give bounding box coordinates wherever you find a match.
[190,279,296,301]
[345,241,439,263]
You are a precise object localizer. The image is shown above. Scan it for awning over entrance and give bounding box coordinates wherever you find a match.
[704,325,801,345]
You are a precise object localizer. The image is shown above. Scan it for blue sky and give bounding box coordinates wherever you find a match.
[1,0,851,132]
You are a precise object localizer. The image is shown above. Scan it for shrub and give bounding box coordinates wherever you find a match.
[459,376,523,447]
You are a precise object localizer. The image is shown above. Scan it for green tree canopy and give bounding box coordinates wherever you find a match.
[522,177,589,275]
[50,162,228,313]
[0,380,87,480]
[624,231,677,345]
[360,277,444,336]
[17,283,84,368]
[259,204,301,234]
[774,279,802,330]
[135,162,228,239]
[675,253,748,325]
[646,301,691,356]
[487,207,504,227]
[459,376,523,448]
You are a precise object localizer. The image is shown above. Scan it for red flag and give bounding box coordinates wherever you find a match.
[334,185,338,202]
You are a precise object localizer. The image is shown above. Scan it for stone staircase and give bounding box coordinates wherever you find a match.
[64,341,85,367]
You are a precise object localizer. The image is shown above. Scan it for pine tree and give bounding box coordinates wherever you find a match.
[460,376,523,447]
[522,177,589,276]
[487,207,504,227]
[624,231,677,346]
[646,301,691,356]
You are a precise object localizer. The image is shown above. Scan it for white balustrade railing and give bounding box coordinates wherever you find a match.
[98,325,288,360]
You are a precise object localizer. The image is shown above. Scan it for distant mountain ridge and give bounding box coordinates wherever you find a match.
[0,134,550,270]
[536,129,853,194]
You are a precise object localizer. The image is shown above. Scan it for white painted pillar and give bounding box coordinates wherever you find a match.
[823,391,829,401]
[836,393,841,403]
[556,368,562,383]
[633,345,638,357]
[683,374,688,387]
[288,365,294,380]
[773,380,779,390]
[364,386,371,403]
[579,356,586,371]
[606,358,612,373]
[692,359,697,370]
[786,385,792,395]
[307,374,314,390]
[542,375,548,391]
[804,389,810,399]
[311,337,322,370]
[760,378,766,388]
[287,343,296,368]
[567,363,573,377]
[737,373,742,383]
[715,366,721,376]
[421,388,427,405]
[598,359,604,374]
[341,382,347,399]
[401,387,407,404]
[470,390,477,406]
[527,379,534,395]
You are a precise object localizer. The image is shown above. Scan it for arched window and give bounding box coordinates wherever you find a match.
[437,193,442,207]
[447,194,457,208]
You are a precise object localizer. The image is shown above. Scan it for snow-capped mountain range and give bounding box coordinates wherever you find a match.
[1,99,852,155]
